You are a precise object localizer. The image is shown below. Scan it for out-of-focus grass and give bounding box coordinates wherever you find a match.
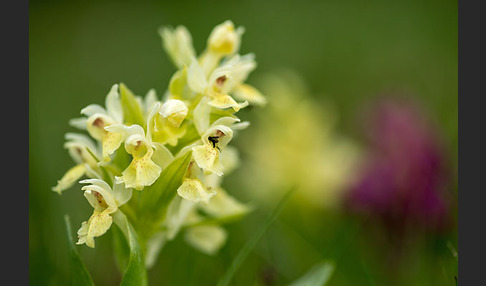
[29,0,457,285]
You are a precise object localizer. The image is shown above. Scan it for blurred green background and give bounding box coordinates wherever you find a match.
[29,0,457,285]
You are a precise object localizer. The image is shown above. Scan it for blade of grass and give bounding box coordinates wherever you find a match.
[217,186,296,286]
[359,254,376,286]
[64,215,95,286]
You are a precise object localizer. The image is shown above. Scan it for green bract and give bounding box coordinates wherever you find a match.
[53,20,264,281]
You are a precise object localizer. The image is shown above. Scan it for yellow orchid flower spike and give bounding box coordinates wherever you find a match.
[53,21,264,269]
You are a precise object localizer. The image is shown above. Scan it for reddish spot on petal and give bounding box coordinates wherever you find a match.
[93,117,105,128]
[216,75,227,86]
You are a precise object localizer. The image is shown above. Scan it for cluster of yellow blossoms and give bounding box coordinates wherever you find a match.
[241,70,361,211]
[53,20,265,267]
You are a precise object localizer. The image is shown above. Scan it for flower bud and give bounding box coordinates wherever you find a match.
[207,20,244,55]
[159,99,188,128]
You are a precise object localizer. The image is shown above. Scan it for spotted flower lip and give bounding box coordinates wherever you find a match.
[76,179,132,248]
[106,124,167,191]
[191,117,245,176]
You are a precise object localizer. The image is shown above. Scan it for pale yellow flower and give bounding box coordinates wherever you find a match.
[147,99,188,146]
[70,84,125,164]
[159,25,196,68]
[177,178,216,204]
[180,183,249,255]
[198,20,245,75]
[184,225,227,255]
[243,71,361,209]
[176,160,217,203]
[191,116,249,176]
[76,179,132,248]
[207,20,244,56]
[187,58,249,111]
[192,125,233,176]
[52,133,101,194]
[106,124,172,190]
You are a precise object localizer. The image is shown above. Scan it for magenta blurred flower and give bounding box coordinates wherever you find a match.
[345,97,454,233]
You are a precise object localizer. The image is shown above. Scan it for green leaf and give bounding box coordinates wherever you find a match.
[217,187,296,286]
[119,83,145,127]
[64,215,95,286]
[113,211,148,286]
[112,223,130,273]
[168,66,188,100]
[288,261,335,286]
[141,150,193,222]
